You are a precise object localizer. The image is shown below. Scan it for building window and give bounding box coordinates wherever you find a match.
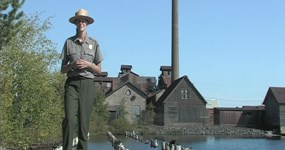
[125,89,131,97]
[107,83,111,88]
[130,95,136,101]
[181,89,189,99]
[132,105,141,118]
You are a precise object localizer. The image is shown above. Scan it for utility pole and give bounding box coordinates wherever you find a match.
[171,0,179,82]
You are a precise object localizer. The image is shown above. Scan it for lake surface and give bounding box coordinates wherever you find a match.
[88,135,285,150]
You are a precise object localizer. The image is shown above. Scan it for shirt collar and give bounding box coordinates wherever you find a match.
[73,34,92,44]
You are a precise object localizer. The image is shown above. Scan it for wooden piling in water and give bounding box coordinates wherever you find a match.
[160,140,194,150]
[125,130,193,150]
[107,131,127,150]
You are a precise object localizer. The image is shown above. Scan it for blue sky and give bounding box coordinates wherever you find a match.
[22,0,285,107]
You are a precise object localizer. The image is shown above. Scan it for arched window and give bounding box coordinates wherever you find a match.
[181,89,189,99]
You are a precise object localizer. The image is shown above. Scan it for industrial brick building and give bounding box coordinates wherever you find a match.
[96,65,285,135]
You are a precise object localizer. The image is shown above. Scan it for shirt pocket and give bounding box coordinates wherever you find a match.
[83,49,95,62]
[67,45,80,62]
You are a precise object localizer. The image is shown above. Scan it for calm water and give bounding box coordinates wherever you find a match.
[88,135,285,150]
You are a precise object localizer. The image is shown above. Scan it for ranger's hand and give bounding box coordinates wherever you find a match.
[75,59,92,69]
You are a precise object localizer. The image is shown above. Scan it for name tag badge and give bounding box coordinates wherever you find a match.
[89,44,93,49]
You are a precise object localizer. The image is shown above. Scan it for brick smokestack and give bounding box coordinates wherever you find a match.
[171,0,179,82]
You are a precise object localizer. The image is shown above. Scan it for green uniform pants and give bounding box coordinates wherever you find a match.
[62,77,95,150]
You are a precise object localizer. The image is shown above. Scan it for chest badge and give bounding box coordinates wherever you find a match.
[89,44,93,49]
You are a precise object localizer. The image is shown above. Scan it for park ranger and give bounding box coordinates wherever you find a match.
[60,9,103,150]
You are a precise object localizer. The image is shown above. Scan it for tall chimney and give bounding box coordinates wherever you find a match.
[171,0,179,82]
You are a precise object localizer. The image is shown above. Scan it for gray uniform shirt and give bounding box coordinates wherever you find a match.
[60,34,103,79]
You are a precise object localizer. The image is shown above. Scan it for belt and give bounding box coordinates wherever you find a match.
[67,76,88,81]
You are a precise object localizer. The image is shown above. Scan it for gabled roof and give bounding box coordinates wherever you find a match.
[263,87,285,104]
[155,75,207,105]
[105,81,147,98]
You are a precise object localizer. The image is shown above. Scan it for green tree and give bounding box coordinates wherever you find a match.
[0,0,25,50]
[117,98,128,119]
[143,103,156,125]
[0,13,63,149]
[108,98,132,134]
[90,90,110,134]
[109,117,133,135]
[93,90,109,120]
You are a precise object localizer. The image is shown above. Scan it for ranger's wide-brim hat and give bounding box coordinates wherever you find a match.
[69,9,94,24]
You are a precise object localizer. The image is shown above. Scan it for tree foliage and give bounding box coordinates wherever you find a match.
[109,117,133,135]
[93,90,109,120]
[89,90,110,135]
[0,13,64,149]
[144,103,156,124]
[108,98,133,134]
[117,98,128,119]
[0,0,25,50]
